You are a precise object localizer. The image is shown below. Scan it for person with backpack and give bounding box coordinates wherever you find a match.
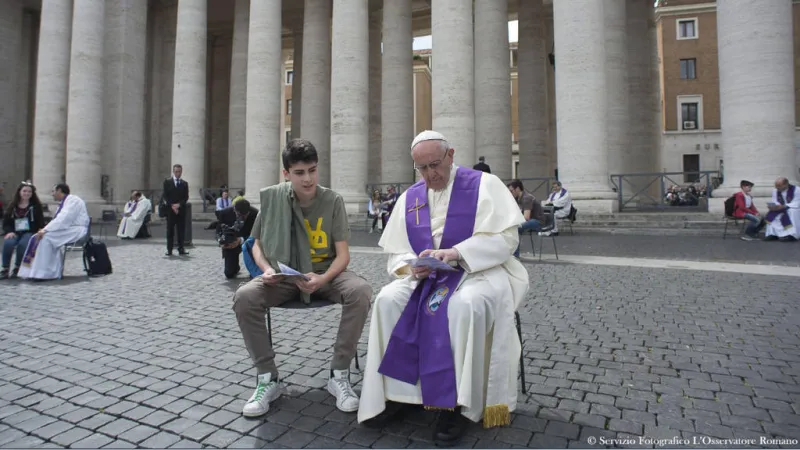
[727,180,765,241]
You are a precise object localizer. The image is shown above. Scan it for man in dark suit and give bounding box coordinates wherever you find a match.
[472,156,491,173]
[162,164,189,256]
[216,199,258,278]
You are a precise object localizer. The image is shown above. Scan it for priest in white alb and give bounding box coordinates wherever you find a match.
[117,191,152,239]
[764,177,800,241]
[357,130,529,446]
[18,184,90,280]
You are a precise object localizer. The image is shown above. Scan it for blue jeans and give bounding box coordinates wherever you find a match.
[514,219,543,257]
[743,213,765,237]
[2,232,33,269]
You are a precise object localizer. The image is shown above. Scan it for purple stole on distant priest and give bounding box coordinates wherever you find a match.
[765,185,796,229]
[121,201,138,234]
[548,188,566,202]
[378,168,482,411]
[22,195,68,267]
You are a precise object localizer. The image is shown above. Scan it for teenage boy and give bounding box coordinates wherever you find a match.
[232,139,373,417]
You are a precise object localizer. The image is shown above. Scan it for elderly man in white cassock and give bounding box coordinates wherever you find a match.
[357,130,530,446]
[764,177,800,241]
[117,191,152,239]
[18,184,90,280]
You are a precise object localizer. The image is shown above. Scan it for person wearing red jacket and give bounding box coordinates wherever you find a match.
[734,180,765,240]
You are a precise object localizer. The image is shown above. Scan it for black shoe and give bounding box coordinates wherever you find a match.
[764,236,779,241]
[433,408,467,447]
[165,250,173,256]
[10,268,18,279]
[362,402,410,429]
[178,249,189,256]
[779,236,797,242]
[0,269,8,280]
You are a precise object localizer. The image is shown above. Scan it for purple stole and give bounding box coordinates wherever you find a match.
[22,196,68,267]
[121,201,138,234]
[548,188,566,202]
[378,168,482,410]
[765,185,796,229]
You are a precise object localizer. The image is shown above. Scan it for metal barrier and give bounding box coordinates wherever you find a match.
[609,171,720,212]
[365,182,415,196]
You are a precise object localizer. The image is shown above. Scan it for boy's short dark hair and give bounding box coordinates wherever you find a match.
[507,179,524,191]
[740,180,754,188]
[282,139,319,171]
[54,183,70,195]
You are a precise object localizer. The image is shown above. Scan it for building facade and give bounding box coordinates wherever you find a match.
[656,0,800,202]
[1,0,791,215]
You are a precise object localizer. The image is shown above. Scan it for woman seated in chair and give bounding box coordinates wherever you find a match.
[1,182,45,279]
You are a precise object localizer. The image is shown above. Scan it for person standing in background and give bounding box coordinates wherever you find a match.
[162,164,189,256]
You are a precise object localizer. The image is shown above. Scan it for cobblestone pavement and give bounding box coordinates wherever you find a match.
[1,244,800,448]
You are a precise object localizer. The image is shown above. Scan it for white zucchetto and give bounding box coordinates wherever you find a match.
[410,130,447,149]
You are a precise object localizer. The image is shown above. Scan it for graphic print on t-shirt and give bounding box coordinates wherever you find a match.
[305,217,329,263]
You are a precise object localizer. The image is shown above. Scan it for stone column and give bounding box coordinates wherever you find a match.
[474,0,512,181]
[330,0,369,212]
[517,0,548,180]
[545,14,557,178]
[0,0,22,187]
[553,0,616,212]
[31,0,72,191]
[368,11,382,185]
[291,26,303,139]
[245,0,282,202]
[171,0,206,202]
[228,0,248,189]
[432,0,475,167]
[16,11,35,179]
[604,0,629,182]
[104,0,148,204]
[626,0,658,178]
[65,0,105,203]
[712,0,796,209]
[381,0,414,184]
[300,0,332,186]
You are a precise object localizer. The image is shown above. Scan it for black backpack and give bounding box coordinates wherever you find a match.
[83,238,112,276]
[723,196,736,217]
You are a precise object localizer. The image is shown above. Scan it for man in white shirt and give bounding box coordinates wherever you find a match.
[543,181,573,236]
[18,184,90,280]
[117,191,152,239]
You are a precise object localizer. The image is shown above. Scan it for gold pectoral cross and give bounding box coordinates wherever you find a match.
[408,198,426,225]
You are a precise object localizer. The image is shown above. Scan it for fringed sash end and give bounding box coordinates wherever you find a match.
[482,404,510,428]
[424,405,456,412]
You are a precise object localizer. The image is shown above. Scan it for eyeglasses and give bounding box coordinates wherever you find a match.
[413,149,450,173]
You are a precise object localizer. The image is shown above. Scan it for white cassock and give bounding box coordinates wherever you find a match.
[545,189,571,233]
[765,186,800,239]
[18,195,90,280]
[358,166,530,427]
[117,197,152,238]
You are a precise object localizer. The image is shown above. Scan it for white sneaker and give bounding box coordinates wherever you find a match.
[327,369,359,413]
[242,373,282,417]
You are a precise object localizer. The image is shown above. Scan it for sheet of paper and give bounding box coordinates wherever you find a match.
[274,262,310,281]
[404,256,459,272]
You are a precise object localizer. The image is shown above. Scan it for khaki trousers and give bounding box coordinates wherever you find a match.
[232,270,373,379]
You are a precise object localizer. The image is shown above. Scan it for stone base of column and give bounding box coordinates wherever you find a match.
[571,198,619,215]
[341,194,367,215]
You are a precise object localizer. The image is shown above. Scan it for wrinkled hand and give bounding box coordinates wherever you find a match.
[35,229,46,239]
[261,266,280,285]
[171,204,180,214]
[4,232,14,240]
[419,248,460,263]
[297,273,325,294]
